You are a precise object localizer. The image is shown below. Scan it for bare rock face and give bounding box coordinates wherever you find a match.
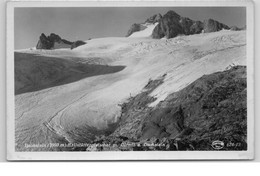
[36,33,73,49]
[190,21,204,34]
[126,23,146,37]
[36,33,53,49]
[126,10,231,39]
[203,19,230,33]
[151,11,230,39]
[125,14,162,37]
[152,10,183,39]
[145,13,162,24]
[79,66,247,152]
[71,40,87,49]
[179,17,194,35]
[48,33,62,43]
[102,66,247,151]
[152,11,205,39]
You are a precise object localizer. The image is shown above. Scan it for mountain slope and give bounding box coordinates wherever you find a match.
[15,52,125,95]
[15,30,246,151]
[127,10,231,39]
[126,14,162,37]
[88,66,247,151]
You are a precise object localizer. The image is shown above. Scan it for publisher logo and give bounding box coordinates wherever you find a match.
[211,140,224,150]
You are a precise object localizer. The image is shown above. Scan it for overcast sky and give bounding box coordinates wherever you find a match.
[14,7,246,49]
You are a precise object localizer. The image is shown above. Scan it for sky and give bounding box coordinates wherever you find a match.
[14,7,246,49]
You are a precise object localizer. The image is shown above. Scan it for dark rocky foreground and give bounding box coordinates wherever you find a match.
[77,66,247,151]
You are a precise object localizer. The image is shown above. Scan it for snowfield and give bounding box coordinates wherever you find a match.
[128,23,158,38]
[15,30,246,151]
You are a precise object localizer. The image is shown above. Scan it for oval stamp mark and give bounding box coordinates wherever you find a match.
[211,140,225,150]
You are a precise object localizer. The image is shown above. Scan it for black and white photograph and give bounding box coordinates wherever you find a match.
[6,0,254,160]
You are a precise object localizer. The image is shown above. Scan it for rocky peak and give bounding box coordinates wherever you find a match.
[126,10,232,39]
[145,13,162,23]
[37,33,54,49]
[36,33,86,50]
[152,11,231,39]
[164,10,181,19]
[48,33,62,43]
[152,11,184,39]
[39,33,48,40]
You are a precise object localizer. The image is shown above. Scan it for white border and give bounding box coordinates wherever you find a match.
[6,0,254,160]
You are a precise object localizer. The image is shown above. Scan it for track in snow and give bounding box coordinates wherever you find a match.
[15,30,246,151]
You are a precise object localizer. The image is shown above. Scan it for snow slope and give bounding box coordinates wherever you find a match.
[15,30,246,151]
[128,23,158,38]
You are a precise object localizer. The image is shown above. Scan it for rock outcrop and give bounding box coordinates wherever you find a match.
[36,33,54,49]
[145,13,162,24]
[126,10,233,39]
[36,33,72,49]
[71,40,87,49]
[152,11,183,39]
[36,33,86,50]
[203,19,230,33]
[152,11,230,39]
[190,21,204,34]
[126,23,147,37]
[82,66,247,151]
[125,14,162,37]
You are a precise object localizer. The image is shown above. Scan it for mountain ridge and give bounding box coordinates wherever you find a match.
[36,33,86,50]
[127,10,243,39]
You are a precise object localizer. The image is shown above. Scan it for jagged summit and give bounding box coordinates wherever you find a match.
[127,10,233,39]
[164,10,181,19]
[36,33,86,50]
